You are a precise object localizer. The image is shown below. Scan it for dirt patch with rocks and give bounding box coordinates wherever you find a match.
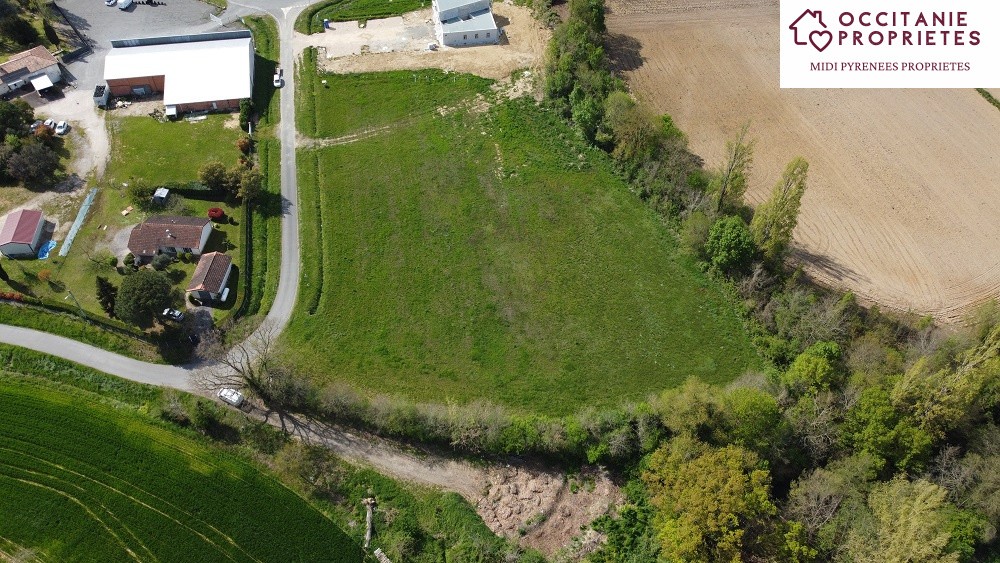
[476,465,620,557]
[311,3,550,80]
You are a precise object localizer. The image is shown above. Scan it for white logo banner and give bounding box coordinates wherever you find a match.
[780,0,1000,87]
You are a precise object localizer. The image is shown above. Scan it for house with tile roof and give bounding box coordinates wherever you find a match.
[127,216,212,263]
[186,252,232,302]
[0,46,61,95]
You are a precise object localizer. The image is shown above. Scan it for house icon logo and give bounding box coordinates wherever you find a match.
[789,9,833,52]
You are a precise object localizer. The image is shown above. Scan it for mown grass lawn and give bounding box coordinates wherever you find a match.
[0,377,363,562]
[287,69,761,415]
[105,114,244,186]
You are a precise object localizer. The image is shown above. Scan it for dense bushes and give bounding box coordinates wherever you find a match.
[0,100,62,187]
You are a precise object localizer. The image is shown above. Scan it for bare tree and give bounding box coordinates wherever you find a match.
[192,321,312,411]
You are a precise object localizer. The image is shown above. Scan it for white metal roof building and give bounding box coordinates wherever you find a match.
[432,0,500,47]
[103,31,254,113]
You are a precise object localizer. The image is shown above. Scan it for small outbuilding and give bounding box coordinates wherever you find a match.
[186,251,232,302]
[152,187,169,205]
[0,46,62,96]
[0,209,45,258]
[127,215,212,262]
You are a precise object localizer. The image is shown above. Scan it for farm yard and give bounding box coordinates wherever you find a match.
[605,0,1000,322]
[289,64,760,415]
[0,377,362,561]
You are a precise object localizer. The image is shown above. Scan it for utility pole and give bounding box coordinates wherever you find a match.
[64,290,88,323]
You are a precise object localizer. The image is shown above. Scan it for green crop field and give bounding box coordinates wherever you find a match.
[287,65,760,415]
[0,379,362,562]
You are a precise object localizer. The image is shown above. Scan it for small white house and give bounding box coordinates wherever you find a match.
[0,46,62,95]
[433,0,500,47]
[0,209,45,258]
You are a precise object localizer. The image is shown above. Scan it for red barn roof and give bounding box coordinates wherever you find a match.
[0,209,43,245]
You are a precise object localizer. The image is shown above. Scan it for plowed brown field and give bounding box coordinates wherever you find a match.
[606,0,1000,321]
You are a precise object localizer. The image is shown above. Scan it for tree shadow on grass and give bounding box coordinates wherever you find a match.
[255,190,284,219]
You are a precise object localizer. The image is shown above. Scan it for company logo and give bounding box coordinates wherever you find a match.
[780,0,1000,88]
[789,10,832,52]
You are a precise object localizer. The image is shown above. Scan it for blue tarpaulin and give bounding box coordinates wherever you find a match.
[37,240,57,259]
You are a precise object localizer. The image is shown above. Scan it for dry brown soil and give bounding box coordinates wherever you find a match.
[606,0,1000,322]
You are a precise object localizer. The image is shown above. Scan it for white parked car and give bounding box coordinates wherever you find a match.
[43,118,55,129]
[218,388,245,407]
[54,121,69,135]
[105,0,116,6]
[161,308,184,321]
[273,68,283,88]
[118,0,133,10]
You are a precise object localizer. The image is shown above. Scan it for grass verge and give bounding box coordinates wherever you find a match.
[294,0,428,34]
[288,67,760,415]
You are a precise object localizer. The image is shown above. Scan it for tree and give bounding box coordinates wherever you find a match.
[642,436,778,562]
[653,377,722,439]
[198,161,228,192]
[95,276,117,317]
[113,269,172,325]
[126,178,155,207]
[714,121,755,213]
[706,216,756,275]
[193,322,314,413]
[782,341,843,396]
[238,167,262,202]
[785,454,879,556]
[844,478,961,563]
[0,99,33,139]
[151,253,172,271]
[750,157,809,262]
[603,91,659,168]
[6,142,58,186]
[273,442,344,498]
[842,387,934,473]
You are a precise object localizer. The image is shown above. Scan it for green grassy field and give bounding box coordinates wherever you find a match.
[105,115,244,186]
[295,0,427,34]
[297,55,492,138]
[0,378,362,562]
[287,68,760,415]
